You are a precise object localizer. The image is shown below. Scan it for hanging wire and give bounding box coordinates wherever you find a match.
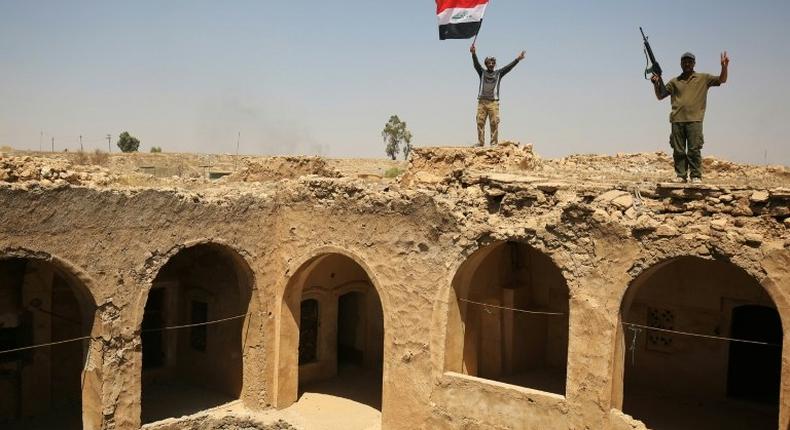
[0,312,250,356]
[459,298,565,316]
[623,322,782,347]
[141,312,248,333]
[0,336,91,355]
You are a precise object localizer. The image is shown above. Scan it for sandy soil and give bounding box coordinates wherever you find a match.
[143,366,381,430]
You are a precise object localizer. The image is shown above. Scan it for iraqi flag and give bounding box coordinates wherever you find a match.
[437,0,488,40]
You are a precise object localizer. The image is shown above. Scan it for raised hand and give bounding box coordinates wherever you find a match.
[517,50,526,61]
[721,51,730,67]
[470,44,476,54]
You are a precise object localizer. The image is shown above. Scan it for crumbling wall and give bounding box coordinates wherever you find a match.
[400,141,541,185]
[0,155,116,186]
[224,157,341,183]
[0,146,787,430]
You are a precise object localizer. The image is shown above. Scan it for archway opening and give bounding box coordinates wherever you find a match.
[617,257,782,430]
[279,253,384,415]
[141,244,252,424]
[0,257,95,430]
[446,241,569,395]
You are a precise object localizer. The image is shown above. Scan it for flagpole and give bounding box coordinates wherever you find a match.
[474,0,491,45]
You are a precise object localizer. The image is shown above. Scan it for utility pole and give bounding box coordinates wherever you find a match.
[79,135,83,152]
[235,131,241,171]
[39,131,43,151]
[106,134,111,153]
[51,137,54,152]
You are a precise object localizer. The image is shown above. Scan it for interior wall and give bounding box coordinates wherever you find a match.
[297,254,382,385]
[278,252,385,409]
[0,258,93,428]
[364,288,384,371]
[49,275,84,410]
[297,291,336,385]
[447,242,569,394]
[141,244,251,414]
[622,257,777,401]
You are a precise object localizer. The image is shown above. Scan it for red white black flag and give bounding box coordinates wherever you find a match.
[437,0,489,40]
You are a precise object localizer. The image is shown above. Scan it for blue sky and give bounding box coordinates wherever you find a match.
[1,1,788,165]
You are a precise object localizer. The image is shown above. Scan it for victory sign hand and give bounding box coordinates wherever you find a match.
[721,51,730,67]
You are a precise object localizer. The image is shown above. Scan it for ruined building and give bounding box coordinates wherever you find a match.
[0,144,788,429]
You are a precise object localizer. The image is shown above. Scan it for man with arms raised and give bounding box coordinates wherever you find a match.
[471,44,525,147]
[651,51,730,183]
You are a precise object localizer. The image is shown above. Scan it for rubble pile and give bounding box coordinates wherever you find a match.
[702,157,789,183]
[543,152,789,187]
[544,152,675,180]
[146,416,295,430]
[587,185,790,236]
[225,156,342,183]
[0,155,116,186]
[1,145,787,193]
[401,141,541,185]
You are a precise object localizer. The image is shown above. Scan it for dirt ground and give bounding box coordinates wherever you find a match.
[2,143,786,191]
[144,367,381,430]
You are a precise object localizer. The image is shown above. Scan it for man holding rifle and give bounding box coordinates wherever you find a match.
[651,51,730,183]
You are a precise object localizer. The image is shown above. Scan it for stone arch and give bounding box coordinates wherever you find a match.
[611,255,785,430]
[135,240,257,424]
[443,240,570,396]
[0,248,100,430]
[275,246,388,413]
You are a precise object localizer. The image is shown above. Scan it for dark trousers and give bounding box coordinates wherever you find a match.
[670,121,704,179]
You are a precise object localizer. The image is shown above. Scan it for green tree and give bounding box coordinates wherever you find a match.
[150,146,162,153]
[381,115,413,160]
[116,131,140,153]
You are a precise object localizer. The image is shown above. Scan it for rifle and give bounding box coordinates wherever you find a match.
[640,27,662,79]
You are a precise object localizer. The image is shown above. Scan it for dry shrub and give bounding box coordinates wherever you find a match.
[384,167,404,178]
[72,149,109,166]
[91,149,109,166]
[73,151,90,165]
[0,145,13,153]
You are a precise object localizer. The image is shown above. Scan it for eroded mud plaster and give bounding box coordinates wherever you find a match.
[0,145,787,429]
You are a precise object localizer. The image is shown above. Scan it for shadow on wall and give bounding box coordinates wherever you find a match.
[140,243,253,424]
[445,241,570,396]
[278,253,385,412]
[0,257,96,430]
[616,256,782,430]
